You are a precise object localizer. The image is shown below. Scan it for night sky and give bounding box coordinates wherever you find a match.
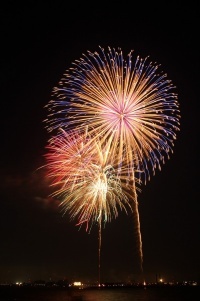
[1,2,199,284]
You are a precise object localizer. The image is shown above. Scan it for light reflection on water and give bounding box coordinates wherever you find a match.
[72,287,199,301]
[77,288,147,301]
[0,286,199,301]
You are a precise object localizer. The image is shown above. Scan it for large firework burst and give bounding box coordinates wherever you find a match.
[45,46,180,185]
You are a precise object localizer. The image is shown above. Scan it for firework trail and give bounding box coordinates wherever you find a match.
[44,46,180,281]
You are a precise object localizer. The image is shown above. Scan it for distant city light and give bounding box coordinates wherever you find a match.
[73,281,82,286]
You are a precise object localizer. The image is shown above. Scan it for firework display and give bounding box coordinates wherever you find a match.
[44,46,180,282]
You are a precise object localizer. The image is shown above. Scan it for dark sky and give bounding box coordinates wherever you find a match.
[0,2,199,284]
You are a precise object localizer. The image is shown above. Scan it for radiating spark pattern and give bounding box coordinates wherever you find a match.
[45,46,180,184]
[45,129,136,232]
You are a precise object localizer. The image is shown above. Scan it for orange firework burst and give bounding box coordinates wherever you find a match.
[44,128,138,232]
